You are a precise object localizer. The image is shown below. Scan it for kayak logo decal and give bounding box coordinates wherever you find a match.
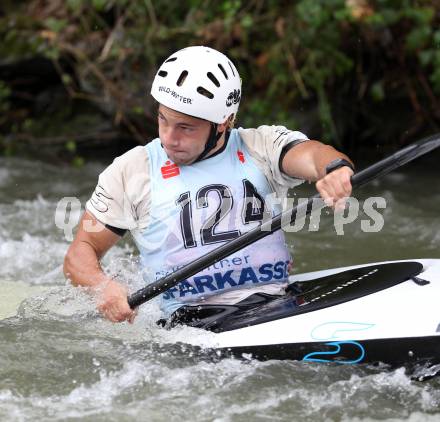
[302,341,365,364]
[302,321,374,364]
[310,321,375,340]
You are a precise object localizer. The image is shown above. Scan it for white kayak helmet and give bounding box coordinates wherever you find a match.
[151,46,241,124]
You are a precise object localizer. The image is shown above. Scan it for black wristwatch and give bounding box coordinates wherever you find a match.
[325,158,355,175]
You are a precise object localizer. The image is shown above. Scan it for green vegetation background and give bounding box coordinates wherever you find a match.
[0,0,439,164]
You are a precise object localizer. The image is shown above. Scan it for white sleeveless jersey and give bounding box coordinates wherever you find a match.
[132,129,292,316]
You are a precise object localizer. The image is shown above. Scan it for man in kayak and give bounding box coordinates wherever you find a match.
[64,46,354,324]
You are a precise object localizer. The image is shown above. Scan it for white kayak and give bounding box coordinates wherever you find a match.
[180,259,440,368]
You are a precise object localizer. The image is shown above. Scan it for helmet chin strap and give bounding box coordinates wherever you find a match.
[193,123,223,163]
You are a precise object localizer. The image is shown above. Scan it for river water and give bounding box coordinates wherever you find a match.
[0,152,439,421]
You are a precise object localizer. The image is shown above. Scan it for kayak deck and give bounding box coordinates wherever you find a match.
[170,259,440,369]
[171,261,424,333]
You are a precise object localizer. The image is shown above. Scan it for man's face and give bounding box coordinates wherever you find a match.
[158,105,212,165]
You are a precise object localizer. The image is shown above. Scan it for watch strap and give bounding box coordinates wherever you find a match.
[325,158,355,175]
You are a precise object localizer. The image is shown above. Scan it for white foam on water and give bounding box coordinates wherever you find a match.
[0,233,67,282]
[1,194,82,241]
[0,390,26,421]
[0,357,259,420]
[299,367,440,421]
[16,279,218,349]
[0,361,151,419]
[6,238,437,420]
[63,360,149,410]
[1,325,440,422]
[0,195,71,283]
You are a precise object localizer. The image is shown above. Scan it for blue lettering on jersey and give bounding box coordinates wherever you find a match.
[273,261,286,280]
[162,262,290,300]
[178,280,199,297]
[258,263,274,282]
[238,267,259,285]
[193,275,217,293]
[214,270,237,289]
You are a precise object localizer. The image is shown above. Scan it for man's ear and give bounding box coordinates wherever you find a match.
[218,114,235,132]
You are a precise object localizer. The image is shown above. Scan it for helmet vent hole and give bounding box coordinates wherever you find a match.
[228,61,236,77]
[207,72,220,87]
[218,64,228,80]
[176,70,188,86]
[197,87,214,99]
[158,70,168,77]
[165,57,177,63]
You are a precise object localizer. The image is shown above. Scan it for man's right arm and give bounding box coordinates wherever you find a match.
[63,210,136,323]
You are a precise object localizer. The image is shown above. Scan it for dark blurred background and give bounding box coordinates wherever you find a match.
[0,0,439,165]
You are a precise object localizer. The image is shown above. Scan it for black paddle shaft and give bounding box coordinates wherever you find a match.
[127,133,440,309]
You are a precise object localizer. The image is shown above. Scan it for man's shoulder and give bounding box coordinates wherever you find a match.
[88,144,151,229]
[238,125,309,158]
[113,145,147,165]
[236,125,286,155]
[108,145,149,178]
[238,125,308,143]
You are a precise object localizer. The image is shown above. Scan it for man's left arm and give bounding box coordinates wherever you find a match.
[281,140,355,208]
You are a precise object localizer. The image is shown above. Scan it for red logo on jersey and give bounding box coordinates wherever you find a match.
[161,161,180,179]
[237,150,245,163]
